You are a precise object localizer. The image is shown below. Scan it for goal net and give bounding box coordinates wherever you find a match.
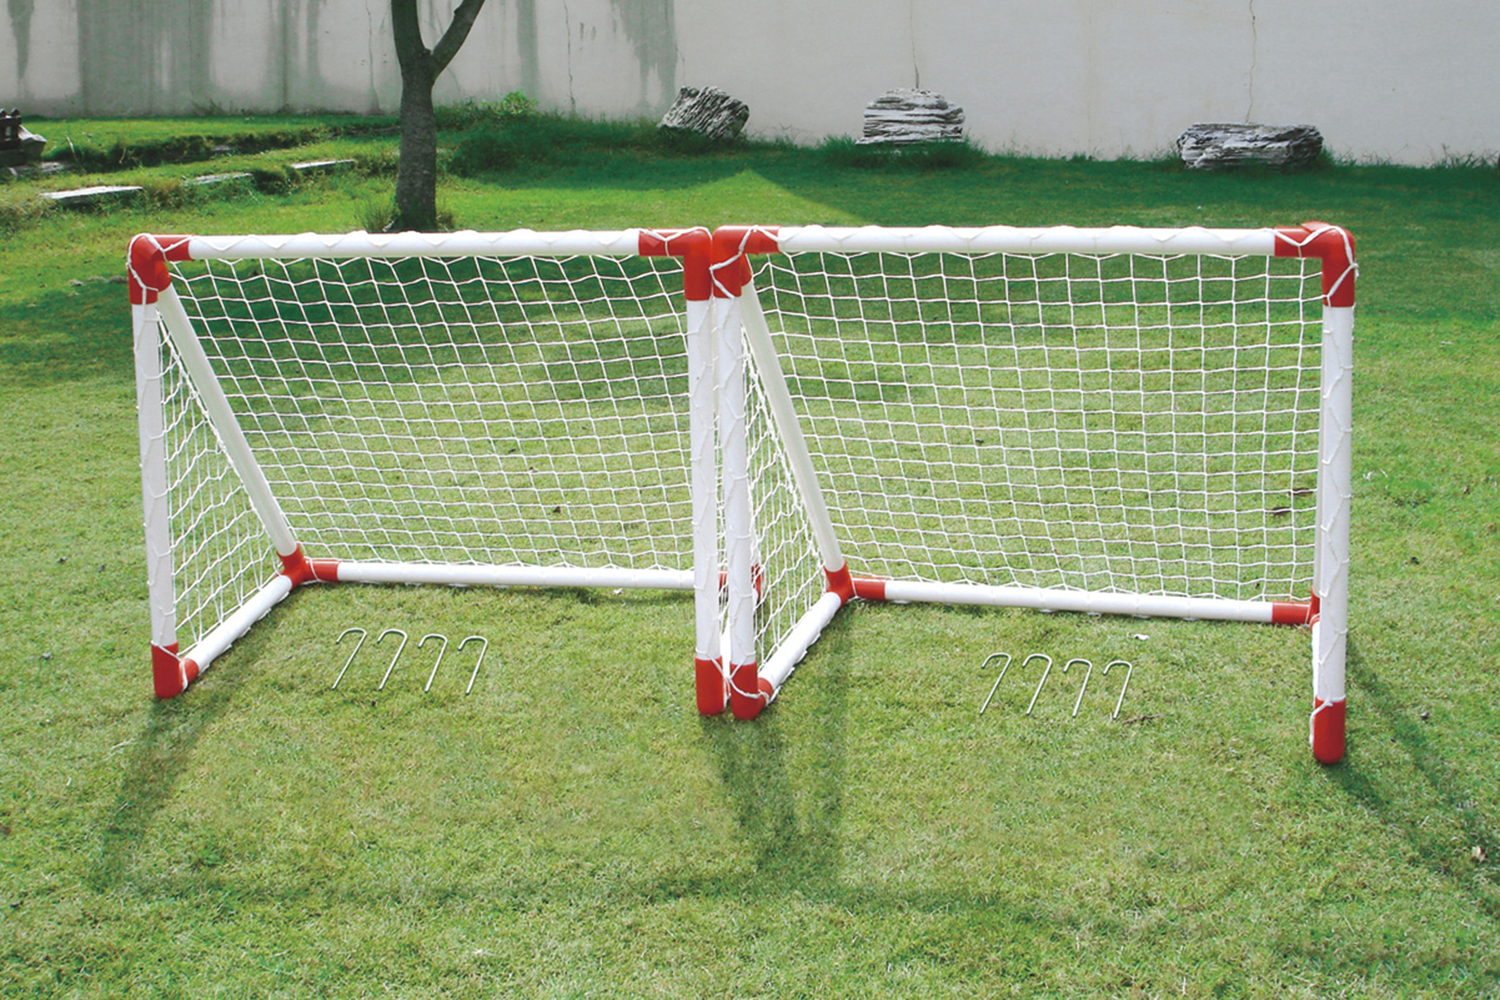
[128,223,1353,763]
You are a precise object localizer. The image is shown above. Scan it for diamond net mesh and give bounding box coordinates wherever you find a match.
[744,248,1323,662]
[158,252,690,650]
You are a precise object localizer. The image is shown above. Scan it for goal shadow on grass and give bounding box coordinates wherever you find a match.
[1325,638,1500,918]
[87,589,290,893]
[694,624,854,893]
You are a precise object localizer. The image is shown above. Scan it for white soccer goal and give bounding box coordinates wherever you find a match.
[129,228,733,708]
[706,224,1353,764]
[129,222,1353,763]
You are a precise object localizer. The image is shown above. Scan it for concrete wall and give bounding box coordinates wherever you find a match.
[2,0,1495,165]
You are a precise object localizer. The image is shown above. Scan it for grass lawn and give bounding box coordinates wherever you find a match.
[0,115,1498,998]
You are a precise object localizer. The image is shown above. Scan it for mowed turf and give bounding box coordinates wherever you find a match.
[0,117,1497,997]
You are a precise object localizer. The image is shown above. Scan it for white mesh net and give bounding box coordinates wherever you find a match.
[744,247,1323,665]
[158,252,690,652]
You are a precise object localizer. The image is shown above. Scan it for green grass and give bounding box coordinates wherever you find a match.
[1,115,1499,998]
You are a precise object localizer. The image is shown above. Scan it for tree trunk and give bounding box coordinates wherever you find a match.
[389,0,489,232]
[392,60,440,231]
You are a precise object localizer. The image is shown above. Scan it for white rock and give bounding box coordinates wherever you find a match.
[658,86,749,142]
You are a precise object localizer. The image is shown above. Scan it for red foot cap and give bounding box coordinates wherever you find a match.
[152,643,184,699]
[729,663,767,720]
[696,656,727,716]
[1311,698,1346,764]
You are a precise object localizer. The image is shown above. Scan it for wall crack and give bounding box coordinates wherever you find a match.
[1246,0,1258,121]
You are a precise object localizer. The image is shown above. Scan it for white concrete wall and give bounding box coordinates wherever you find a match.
[1,0,1495,165]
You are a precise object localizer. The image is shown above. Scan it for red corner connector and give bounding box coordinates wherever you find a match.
[1270,601,1314,626]
[824,563,856,605]
[1272,222,1356,308]
[152,641,201,699]
[638,227,712,301]
[127,234,193,306]
[278,545,339,588]
[710,226,782,299]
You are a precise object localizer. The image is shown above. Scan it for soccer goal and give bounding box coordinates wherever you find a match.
[707,224,1353,764]
[129,228,735,707]
[129,222,1353,763]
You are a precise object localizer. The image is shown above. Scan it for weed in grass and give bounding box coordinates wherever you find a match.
[434,91,540,131]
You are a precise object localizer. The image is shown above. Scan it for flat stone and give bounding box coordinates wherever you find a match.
[5,160,69,179]
[187,172,255,188]
[289,159,356,174]
[658,86,750,142]
[859,89,965,145]
[1177,123,1324,170]
[40,185,143,207]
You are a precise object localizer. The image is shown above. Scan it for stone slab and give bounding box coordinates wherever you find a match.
[290,159,356,174]
[40,185,143,207]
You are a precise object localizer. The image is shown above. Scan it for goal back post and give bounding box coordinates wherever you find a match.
[709,223,1353,763]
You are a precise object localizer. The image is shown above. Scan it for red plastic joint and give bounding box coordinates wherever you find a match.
[824,563,856,605]
[638,227,712,301]
[1272,222,1356,308]
[1270,601,1313,626]
[729,661,770,720]
[278,546,339,587]
[710,225,782,299]
[151,642,201,699]
[1311,697,1346,764]
[127,234,193,306]
[852,577,889,602]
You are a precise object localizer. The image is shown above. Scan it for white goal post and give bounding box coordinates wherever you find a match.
[129,222,1353,763]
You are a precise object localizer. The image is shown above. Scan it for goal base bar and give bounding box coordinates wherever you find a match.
[757,578,1313,713]
[320,560,693,592]
[851,578,1311,625]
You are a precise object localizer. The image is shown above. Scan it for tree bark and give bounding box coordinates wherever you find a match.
[390,0,488,232]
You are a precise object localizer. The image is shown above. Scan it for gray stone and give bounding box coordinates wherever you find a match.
[0,111,46,168]
[658,86,749,142]
[40,185,144,208]
[1177,123,1324,170]
[858,89,965,145]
